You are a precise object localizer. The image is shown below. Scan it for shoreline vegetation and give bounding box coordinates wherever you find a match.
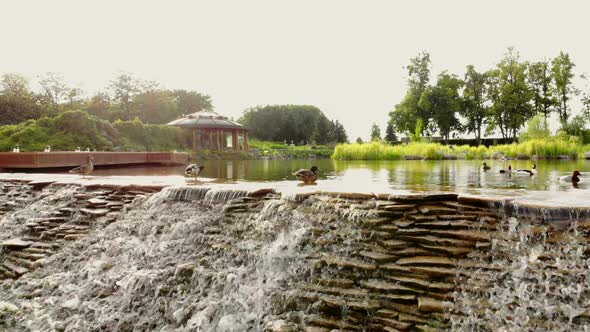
[333,141,590,161]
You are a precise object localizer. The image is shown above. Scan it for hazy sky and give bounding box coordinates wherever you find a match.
[1,0,589,140]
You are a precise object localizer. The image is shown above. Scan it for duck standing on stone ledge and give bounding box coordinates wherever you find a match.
[293,166,319,184]
[69,155,94,178]
[185,164,205,180]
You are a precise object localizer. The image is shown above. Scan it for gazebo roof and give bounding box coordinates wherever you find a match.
[167,110,246,130]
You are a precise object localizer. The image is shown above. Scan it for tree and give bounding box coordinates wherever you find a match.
[1,73,31,98]
[384,122,397,143]
[551,51,577,125]
[520,114,550,141]
[356,137,363,144]
[0,73,40,125]
[487,48,533,140]
[370,123,381,141]
[389,51,432,135]
[239,105,338,144]
[330,120,348,143]
[461,65,488,145]
[38,72,69,108]
[85,92,112,120]
[132,90,178,124]
[528,61,555,122]
[419,71,463,143]
[172,89,213,115]
[109,73,142,119]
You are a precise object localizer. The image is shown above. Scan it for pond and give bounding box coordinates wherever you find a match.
[2,159,589,207]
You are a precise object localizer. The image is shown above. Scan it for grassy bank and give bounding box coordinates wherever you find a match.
[248,140,333,159]
[332,141,590,160]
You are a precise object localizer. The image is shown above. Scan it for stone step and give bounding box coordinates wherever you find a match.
[396,256,455,268]
[0,265,17,279]
[12,251,46,261]
[359,250,396,263]
[5,255,35,269]
[322,255,377,271]
[397,235,475,248]
[2,260,29,276]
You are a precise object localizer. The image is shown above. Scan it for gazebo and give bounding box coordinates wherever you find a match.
[167,110,249,151]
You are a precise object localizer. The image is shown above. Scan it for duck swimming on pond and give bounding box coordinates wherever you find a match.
[481,162,491,171]
[499,165,512,174]
[516,164,537,176]
[559,170,581,183]
[69,155,94,178]
[292,166,319,184]
[185,164,205,180]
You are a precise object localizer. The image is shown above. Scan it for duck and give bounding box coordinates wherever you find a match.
[516,164,537,176]
[481,162,491,171]
[559,170,581,183]
[499,165,512,174]
[292,166,319,184]
[185,164,205,180]
[69,155,94,178]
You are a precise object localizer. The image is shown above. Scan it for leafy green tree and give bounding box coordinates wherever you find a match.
[109,73,142,119]
[0,73,41,125]
[389,51,432,135]
[330,120,348,143]
[461,65,488,145]
[419,71,463,143]
[370,123,381,141]
[38,72,69,110]
[172,89,213,115]
[528,61,555,122]
[132,90,178,124]
[551,51,577,125]
[487,48,533,139]
[356,137,363,144]
[239,105,340,144]
[520,114,550,141]
[384,122,397,143]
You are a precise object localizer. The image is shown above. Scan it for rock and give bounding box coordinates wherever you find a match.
[584,151,590,159]
[399,313,428,324]
[387,276,430,290]
[381,240,409,250]
[64,234,84,241]
[2,261,29,275]
[407,215,437,222]
[323,255,377,271]
[317,278,355,288]
[303,327,330,332]
[381,204,417,212]
[397,235,475,247]
[417,297,449,313]
[419,244,472,256]
[360,280,423,295]
[80,208,110,217]
[0,238,32,249]
[372,317,413,331]
[265,320,297,332]
[359,250,396,263]
[0,301,18,312]
[428,230,491,242]
[28,180,55,190]
[396,256,455,267]
[418,206,456,215]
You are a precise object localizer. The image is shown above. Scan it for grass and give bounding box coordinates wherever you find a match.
[249,139,333,159]
[332,140,590,160]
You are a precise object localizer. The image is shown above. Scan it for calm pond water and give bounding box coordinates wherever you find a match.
[83,159,589,192]
[2,159,589,207]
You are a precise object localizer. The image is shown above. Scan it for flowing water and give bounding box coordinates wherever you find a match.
[1,161,590,331]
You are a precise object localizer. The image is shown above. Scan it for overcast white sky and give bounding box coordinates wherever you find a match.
[1,0,589,140]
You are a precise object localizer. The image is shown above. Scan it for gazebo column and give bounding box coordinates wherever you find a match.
[216,129,221,150]
[208,130,214,150]
[244,130,249,151]
[192,128,200,151]
[232,129,238,150]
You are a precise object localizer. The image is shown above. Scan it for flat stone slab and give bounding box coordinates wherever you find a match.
[0,238,32,249]
[396,256,455,267]
[359,250,396,263]
[79,208,110,217]
[87,198,108,206]
[417,297,449,313]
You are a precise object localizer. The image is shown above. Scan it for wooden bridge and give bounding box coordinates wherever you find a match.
[0,152,189,169]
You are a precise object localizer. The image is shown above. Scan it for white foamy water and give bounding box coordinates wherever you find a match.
[0,189,315,331]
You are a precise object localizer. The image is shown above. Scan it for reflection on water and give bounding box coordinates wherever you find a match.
[84,159,590,191]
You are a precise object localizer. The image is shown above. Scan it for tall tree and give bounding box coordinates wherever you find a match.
[109,73,142,119]
[551,51,577,125]
[419,71,463,143]
[487,48,533,140]
[389,51,432,135]
[370,123,381,141]
[461,65,488,145]
[172,89,213,115]
[1,73,31,97]
[38,72,69,109]
[528,61,555,122]
[384,122,397,143]
[330,120,348,143]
